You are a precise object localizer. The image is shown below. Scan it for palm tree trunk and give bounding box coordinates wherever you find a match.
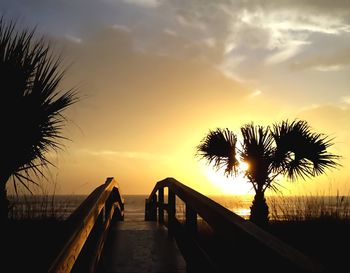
[249,189,269,227]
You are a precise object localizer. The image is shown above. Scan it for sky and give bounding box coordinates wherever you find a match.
[2,0,350,196]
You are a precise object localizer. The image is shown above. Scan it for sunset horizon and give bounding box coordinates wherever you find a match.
[2,1,349,197]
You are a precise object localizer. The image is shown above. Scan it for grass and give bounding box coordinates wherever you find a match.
[207,192,350,221]
[8,194,71,220]
[193,217,350,273]
[267,192,350,221]
[265,193,350,272]
[266,219,350,273]
[7,176,86,220]
[4,218,69,273]
[4,183,78,273]
[5,190,350,272]
[191,219,350,273]
[183,193,350,273]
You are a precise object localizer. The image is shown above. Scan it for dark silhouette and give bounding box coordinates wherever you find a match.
[145,178,325,273]
[0,18,78,222]
[196,120,340,226]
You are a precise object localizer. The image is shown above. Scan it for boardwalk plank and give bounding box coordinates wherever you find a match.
[99,219,186,273]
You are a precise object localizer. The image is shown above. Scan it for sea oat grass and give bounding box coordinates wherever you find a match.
[267,192,350,221]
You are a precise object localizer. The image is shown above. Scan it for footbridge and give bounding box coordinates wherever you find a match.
[46,177,324,273]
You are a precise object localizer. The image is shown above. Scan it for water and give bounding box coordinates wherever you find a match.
[123,195,147,221]
[8,194,350,221]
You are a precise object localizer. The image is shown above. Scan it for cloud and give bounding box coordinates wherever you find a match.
[249,89,262,98]
[65,35,83,44]
[296,104,350,132]
[121,0,163,8]
[264,13,350,35]
[290,47,350,71]
[236,8,350,64]
[241,0,350,17]
[218,54,246,81]
[3,0,350,70]
[80,149,169,160]
[54,26,248,159]
[266,40,311,64]
[315,65,343,72]
[3,0,350,195]
[2,1,349,106]
[292,104,350,179]
[163,28,177,36]
[111,24,131,33]
[341,95,350,104]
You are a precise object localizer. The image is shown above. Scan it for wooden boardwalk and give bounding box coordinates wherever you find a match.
[47,177,325,273]
[98,213,186,273]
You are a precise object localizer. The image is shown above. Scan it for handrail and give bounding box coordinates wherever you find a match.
[145,177,324,273]
[47,177,124,273]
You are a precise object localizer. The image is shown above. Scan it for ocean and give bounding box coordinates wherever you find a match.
[8,194,350,221]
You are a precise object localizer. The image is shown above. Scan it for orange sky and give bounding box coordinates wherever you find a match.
[2,1,350,196]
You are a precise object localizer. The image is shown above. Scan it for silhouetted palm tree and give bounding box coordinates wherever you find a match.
[197,120,340,226]
[0,18,78,221]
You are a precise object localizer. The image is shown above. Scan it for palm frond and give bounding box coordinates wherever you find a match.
[196,128,238,176]
[272,120,340,181]
[0,18,78,190]
[240,123,274,188]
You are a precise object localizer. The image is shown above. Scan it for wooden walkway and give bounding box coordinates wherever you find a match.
[98,213,186,273]
[47,177,325,273]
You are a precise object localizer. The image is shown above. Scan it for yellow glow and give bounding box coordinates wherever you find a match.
[201,162,254,195]
[239,161,249,172]
[233,208,250,219]
[6,3,348,199]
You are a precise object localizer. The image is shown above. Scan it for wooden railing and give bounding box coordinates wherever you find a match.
[145,177,324,273]
[47,177,124,273]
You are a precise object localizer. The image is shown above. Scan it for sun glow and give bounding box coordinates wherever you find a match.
[201,161,253,195]
[239,161,249,172]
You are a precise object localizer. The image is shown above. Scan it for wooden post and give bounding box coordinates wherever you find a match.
[151,194,157,221]
[144,198,150,221]
[158,188,164,224]
[185,203,197,235]
[145,194,157,221]
[168,188,175,239]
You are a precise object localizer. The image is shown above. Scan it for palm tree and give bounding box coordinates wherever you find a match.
[196,120,340,226]
[0,18,78,221]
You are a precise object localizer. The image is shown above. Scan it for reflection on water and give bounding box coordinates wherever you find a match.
[123,195,146,221]
[211,195,253,220]
[232,208,251,219]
